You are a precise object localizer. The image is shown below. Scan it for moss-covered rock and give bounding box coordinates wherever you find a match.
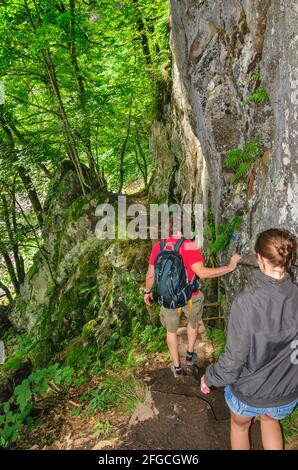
[9,162,155,367]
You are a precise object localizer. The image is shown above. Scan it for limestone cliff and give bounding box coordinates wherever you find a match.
[8,1,298,350]
[151,0,298,302]
[9,163,154,366]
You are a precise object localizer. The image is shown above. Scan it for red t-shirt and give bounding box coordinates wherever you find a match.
[148,236,204,296]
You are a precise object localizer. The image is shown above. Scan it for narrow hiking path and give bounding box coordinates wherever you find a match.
[16,320,298,451]
[15,321,265,451]
[103,323,263,451]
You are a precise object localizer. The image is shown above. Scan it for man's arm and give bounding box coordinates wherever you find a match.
[144,265,155,305]
[191,254,241,280]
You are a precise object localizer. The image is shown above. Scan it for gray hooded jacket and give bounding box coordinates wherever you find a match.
[205,271,298,407]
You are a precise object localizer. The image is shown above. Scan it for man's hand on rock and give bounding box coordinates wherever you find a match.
[229,253,242,271]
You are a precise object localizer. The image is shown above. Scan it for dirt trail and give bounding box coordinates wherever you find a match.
[25,321,265,450]
[18,321,298,451]
[105,323,263,450]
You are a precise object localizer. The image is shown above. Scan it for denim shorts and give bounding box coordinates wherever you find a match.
[224,386,298,420]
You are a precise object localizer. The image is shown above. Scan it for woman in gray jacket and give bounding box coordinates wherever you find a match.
[201,228,298,450]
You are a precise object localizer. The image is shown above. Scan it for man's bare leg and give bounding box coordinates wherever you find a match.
[166,331,180,366]
[187,322,198,353]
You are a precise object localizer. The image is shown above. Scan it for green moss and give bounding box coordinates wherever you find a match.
[65,338,98,370]
[65,195,89,222]
[29,339,55,368]
[46,286,55,297]
[15,299,27,316]
[82,320,96,338]
[3,354,23,372]
[49,251,101,344]
[27,264,39,280]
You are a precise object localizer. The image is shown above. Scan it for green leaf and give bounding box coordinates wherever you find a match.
[3,402,10,414]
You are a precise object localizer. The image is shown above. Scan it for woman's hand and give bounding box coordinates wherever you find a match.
[144,292,153,305]
[200,375,210,395]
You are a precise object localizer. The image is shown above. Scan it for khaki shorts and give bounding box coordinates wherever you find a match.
[160,291,204,333]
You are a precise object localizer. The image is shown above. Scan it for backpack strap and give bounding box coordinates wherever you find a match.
[160,239,166,251]
[186,297,193,319]
[174,237,186,253]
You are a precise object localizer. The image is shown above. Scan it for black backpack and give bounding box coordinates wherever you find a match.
[154,237,200,309]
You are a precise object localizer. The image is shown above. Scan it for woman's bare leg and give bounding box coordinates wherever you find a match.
[259,414,283,450]
[230,412,252,450]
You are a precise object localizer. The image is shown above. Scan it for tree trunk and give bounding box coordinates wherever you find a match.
[0,281,13,304]
[68,0,101,183]
[1,194,25,285]
[23,0,90,195]
[0,106,44,227]
[41,49,90,195]
[118,106,132,194]
[0,247,19,294]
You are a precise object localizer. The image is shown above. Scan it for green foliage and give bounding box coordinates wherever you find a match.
[245,87,269,105]
[120,276,147,319]
[205,326,226,360]
[204,210,242,260]
[73,374,89,387]
[245,72,269,104]
[94,421,112,439]
[27,264,39,280]
[101,319,167,371]
[0,402,25,448]
[87,375,144,414]
[70,406,83,418]
[4,354,23,372]
[3,332,40,371]
[249,72,261,82]
[224,134,262,181]
[281,406,298,442]
[65,340,98,371]
[0,0,170,300]
[0,364,74,448]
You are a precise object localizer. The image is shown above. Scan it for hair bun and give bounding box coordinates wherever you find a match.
[276,244,289,257]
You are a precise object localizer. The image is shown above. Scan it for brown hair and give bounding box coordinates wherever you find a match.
[255,228,296,271]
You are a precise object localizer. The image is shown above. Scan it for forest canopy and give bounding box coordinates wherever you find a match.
[0,0,169,302]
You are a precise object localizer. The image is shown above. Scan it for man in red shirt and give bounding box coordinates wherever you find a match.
[144,234,241,377]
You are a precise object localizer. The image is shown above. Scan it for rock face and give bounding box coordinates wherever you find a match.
[9,162,153,366]
[151,0,298,306]
[8,2,298,349]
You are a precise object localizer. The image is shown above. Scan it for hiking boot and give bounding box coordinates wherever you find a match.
[185,351,198,366]
[169,362,183,378]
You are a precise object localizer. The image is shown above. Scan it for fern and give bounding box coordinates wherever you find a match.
[233,162,252,181]
[245,86,269,104]
[224,149,248,169]
[224,135,261,182]
[249,72,261,82]
[204,211,242,258]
